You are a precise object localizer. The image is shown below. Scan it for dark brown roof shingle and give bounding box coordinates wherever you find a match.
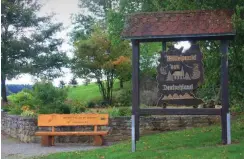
[121,10,235,39]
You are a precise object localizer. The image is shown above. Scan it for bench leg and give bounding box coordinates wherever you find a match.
[93,135,104,146]
[51,136,55,146]
[41,136,52,146]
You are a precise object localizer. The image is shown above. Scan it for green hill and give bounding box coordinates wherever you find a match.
[36,115,244,159]
[67,83,101,102]
[67,80,130,103]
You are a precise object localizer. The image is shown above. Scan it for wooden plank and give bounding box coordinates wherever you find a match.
[139,108,221,115]
[37,114,109,126]
[132,40,140,141]
[51,127,55,146]
[135,34,235,43]
[35,131,109,136]
[220,40,230,144]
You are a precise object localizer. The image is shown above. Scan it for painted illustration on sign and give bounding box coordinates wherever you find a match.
[157,44,204,106]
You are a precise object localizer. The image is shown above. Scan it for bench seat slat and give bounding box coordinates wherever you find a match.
[35,131,108,136]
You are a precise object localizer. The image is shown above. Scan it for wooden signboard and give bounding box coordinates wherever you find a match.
[157,44,204,106]
[37,114,109,126]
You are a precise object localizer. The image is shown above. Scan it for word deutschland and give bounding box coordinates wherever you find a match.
[166,55,196,62]
[163,84,193,91]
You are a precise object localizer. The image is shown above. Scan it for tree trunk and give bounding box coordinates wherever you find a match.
[97,79,106,102]
[1,74,8,103]
[120,79,123,89]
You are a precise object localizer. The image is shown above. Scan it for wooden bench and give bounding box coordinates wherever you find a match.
[35,114,109,146]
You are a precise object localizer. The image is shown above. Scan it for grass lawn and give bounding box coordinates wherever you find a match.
[35,115,244,159]
[67,83,101,102]
[67,80,130,102]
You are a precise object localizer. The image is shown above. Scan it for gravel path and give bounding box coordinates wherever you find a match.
[1,133,106,159]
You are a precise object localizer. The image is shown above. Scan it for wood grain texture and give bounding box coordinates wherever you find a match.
[35,131,108,136]
[139,108,221,115]
[37,114,109,126]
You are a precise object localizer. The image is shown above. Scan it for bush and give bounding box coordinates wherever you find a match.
[86,96,105,108]
[87,101,96,108]
[8,104,22,115]
[231,103,244,113]
[8,90,34,108]
[32,82,70,114]
[65,100,86,113]
[108,107,131,117]
[118,107,131,116]
[113,88,132,107]
[140,87,158,106]
[20,106,36,117]
[21,110,36,118]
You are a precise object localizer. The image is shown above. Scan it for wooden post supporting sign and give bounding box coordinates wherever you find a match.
[220,40,231,145]
[132,40,140,142]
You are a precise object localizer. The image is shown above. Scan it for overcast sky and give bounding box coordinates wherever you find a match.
[6,0,190,86]
[7,0,81,86]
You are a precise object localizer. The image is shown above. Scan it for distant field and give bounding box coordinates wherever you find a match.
[67,83,101,102]
[67,80,129,102]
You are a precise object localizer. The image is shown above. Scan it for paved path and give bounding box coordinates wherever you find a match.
[1,133,105,159]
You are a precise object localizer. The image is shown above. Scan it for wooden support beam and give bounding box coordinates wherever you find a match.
[220,40,231,145]
[139,108,221,115]
[132,40,140,141]
[162,41,166,52]
[51,127,55,146]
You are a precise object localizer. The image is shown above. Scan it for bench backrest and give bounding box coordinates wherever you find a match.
[37,114,109,127]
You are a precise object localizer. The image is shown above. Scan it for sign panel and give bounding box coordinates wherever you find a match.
[38,114,109,126]
[157,44,204,106]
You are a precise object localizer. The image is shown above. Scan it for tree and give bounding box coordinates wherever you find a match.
[1,0,68,102]
[77,0,114,19]
[71,0,117,42]
[59,80,66,88]
[71,26,130,104]
[70,14,96,42]
[69,77,78,87]
[84,78,91,86]
[113,56,131,88]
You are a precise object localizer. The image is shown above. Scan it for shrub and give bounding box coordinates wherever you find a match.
[86,96,104,108]
[231,103,244,113]
[20,106,37,118]
[32,82,70,114]
[8,90,34,108]
[21,110,36,118]
[66,100,86,113]
[108,107,131,117]
[140,87,158,106]
[118,107,131,116]
[107,107,120,117]
[113,88,132,107]
[87,101,96,108]
[8,104,22,115]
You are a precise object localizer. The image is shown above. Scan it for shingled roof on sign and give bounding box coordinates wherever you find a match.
[121,10,235,40]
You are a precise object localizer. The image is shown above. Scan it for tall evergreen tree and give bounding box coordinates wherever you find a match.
[1,0,69,102]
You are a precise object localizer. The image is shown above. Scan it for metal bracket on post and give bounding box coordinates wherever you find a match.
[131,115,136,152]
[227,112,231,144]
